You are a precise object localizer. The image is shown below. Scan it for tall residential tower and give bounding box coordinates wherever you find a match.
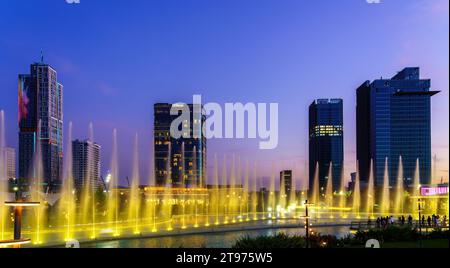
[154,103,206,188]
[18,60,63,192]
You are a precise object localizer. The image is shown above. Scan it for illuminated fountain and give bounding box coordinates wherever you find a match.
[325,162,333,214]
[30,120,46,244]
[352,162,361,218]
[107,129,120,236]
[311,162,319,207]
[127,134,141,234]
[252,162,258,220]
[394,156,404,215]
[0,110,8,241]
[380,157,390,215]
[365,159,374,219]
[58,122,76,242]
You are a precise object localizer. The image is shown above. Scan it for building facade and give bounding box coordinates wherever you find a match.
[4,147,16,179]
[280,170,293,207]
[72,139,101,190]
[18,61,63,192]
[356,67,438,186]
[309,99,344,195]
[154,103,206,188]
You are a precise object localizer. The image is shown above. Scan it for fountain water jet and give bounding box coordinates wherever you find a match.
[311,162,319,207]
[31,120,45,244]
[365,159,374,219]
[0,110,8,241]
[325,162,333,210]
[127,134,141,234]
[252,161,258,221]
[107,129,120,236]
[352,161,361,218]
[394,156,404,215]
[380,157,390,215]
[58,122,75,241]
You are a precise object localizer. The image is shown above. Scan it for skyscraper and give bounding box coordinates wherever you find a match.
[309,99,344,195]
[4,147,16,179]
[280,170,293,205]
[154,103,206,188]
[356,67,439,187]
[18,60,63,192]
[72,139,101,190]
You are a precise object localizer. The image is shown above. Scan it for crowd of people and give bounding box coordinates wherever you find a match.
[367,215,448,229]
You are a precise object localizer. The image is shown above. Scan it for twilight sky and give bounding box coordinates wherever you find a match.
[0,0,448,189]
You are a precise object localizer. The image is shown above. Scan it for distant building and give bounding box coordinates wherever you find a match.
[280,170,292,196]
[4,147,16,179]
[72,140,101,190]
[356,67,439,186]
[18,60,63,192]
[154,103,206,188]
[309,99,344,195]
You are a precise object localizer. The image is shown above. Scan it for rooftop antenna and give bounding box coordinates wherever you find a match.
[40,50,44,63]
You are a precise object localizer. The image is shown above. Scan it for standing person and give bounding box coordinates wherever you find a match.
[422,215,426,226]
[408,215,413,225]
[427,216,432,227]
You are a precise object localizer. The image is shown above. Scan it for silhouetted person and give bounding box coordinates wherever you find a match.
[408,215,413,225]
[427,216,432,227]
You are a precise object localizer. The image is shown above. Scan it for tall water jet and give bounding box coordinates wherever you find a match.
[221,155,228,223]
[88,123,96,239]
[244,159,250,221]
[339,164,346,218]
[311,162,319,206]
[58,122,75,241]
[380,157,390,215]
[269,165,276,219]
[128,134,141,234]
[31,120,45,244]
[352,161,361,218]
[213,154,219,225]
[229,154,236,223]
[325,162,333,209]
[365,159,374,219]
[411,158,420,216]
[107,129,120,236]
[252,161,258,220]
[0,110,8,241]
[394,156,404,215]
[192,145,199,227]
[162,142,173,231]
[180,142,187,229]
[79,123,95,234]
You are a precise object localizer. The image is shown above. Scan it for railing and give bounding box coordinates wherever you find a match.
[350,220,449,231]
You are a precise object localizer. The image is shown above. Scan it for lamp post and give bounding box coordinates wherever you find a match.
[302,200,314,248]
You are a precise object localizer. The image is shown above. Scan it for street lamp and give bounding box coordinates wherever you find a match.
[301,200,314,248]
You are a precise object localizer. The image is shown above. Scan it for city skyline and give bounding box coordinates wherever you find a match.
[0,0,448,188]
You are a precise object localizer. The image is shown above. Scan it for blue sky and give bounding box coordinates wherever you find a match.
[0,0,448,188]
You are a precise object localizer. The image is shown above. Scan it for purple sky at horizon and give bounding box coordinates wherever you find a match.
[0,0,448,189]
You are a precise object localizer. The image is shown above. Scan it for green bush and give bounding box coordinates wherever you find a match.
[232,233,306,248]
[353,226,419,244]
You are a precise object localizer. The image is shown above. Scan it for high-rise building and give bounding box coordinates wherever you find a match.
[356,67,439,186]
[18,60,63,192]
[154,103,206,188]
[309,99,344,195]
[4,147,16,179]
[72,140,101,190]
[280,170,293,201]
